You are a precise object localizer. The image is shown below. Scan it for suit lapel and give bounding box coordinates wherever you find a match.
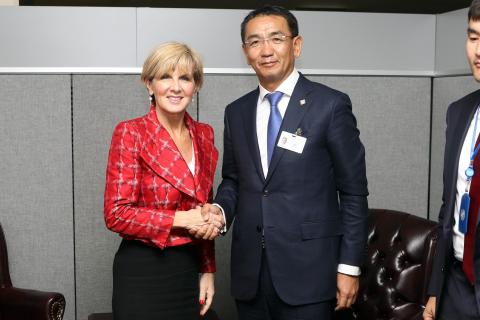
[242,88,265,182]
[139,107,196,198]
[265,76,313,184]
[446,92,480,225]
[450,94,480,174]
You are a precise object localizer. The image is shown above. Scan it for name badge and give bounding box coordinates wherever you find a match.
[459,193,471,234]
[277,131,307,154]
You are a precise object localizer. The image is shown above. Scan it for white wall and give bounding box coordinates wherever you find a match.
[138,8,436,74]
[435,8,470,75]
[0,7,136,67]
[0,7,436,75]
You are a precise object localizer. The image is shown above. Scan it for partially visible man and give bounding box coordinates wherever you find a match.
[193,6,369,319]
[423,1,480,319]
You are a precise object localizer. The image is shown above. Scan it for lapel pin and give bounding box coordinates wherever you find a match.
[299,99,306,106]
[295,128,303,136]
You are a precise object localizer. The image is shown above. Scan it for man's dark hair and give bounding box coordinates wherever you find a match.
[240,6,299,43]
[468,0,480,21]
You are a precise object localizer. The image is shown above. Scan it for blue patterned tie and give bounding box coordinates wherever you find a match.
[266,91,284,165]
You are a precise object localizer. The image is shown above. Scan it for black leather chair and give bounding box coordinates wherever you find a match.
[336,209,438,320]
[0,223,65,320]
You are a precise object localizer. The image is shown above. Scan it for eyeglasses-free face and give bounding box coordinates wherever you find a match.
[242,15,302,92]
[467,19,480,82]
[145,67,196,117]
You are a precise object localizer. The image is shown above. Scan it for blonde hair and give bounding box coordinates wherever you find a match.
[141,42,204,91]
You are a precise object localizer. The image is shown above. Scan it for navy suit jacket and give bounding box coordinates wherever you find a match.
[428,89,480,309]
[215,74,369,305]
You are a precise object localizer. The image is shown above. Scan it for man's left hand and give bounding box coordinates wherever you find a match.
[335,273,359,310]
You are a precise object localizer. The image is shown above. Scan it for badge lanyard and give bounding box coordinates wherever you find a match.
[459,107,480,234]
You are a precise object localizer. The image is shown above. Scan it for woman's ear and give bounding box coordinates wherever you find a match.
[144,79,153,95]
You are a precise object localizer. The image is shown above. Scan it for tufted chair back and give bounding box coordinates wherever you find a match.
[336,209,438,320]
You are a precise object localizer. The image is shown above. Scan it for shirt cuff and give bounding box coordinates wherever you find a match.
[212,203,227,233]
[337,264,361,276]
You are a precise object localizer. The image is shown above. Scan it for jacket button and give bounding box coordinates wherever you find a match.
[441,266,445,273]
[263,190,269,196]
[256,225,262,233]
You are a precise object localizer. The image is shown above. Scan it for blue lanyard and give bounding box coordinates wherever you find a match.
[465,107,480,181]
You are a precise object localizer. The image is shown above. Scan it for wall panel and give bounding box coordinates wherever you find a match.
[73,75,153,320]
[0,75,74,320]
[310,76,431,217]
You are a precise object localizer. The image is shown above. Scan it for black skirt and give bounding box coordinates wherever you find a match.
[112,239,201,320]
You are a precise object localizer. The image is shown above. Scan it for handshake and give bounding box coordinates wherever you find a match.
[187,204,225,240]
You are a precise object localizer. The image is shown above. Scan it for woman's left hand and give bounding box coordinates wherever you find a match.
[199,272,215,316]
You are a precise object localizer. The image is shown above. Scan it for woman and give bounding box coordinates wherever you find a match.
[104,42,218,319]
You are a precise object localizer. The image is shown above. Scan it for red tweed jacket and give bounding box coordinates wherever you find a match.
[104,106,218,272]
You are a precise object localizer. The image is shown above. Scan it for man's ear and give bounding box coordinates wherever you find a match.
[293,36,303,58]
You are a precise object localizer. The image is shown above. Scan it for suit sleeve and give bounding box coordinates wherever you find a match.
[427,103,454,296]
[214,106,238,229]
[103,121,175,248]
[327,93,369,267]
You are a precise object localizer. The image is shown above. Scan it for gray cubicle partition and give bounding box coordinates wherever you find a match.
[72,75,147,320]
[310,76,431,215]
[0,75,75,320]
[0,72,476,320]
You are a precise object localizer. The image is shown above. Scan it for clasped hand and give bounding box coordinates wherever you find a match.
[187,204,225,240]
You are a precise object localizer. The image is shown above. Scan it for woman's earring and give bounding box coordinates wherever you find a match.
[149,94,154,103]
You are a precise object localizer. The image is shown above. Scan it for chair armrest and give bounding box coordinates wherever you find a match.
[0,287,65,320]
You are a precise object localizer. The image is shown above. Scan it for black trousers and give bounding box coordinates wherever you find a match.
[112,239,200,320]
[236,252,335,320]
[438,259,480,320]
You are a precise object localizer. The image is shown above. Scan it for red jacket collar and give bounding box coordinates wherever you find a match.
[139,106,217,203]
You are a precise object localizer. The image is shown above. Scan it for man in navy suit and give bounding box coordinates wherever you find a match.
[424,1,480,319]
[194,6,369,319]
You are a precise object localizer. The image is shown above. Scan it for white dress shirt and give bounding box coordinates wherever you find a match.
[257,70,299,177]
[217,69,360,276]
[187,141,195,175]
[453,108,480,261]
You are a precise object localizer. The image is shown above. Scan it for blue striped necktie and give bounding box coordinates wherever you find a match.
[266,91,284,166]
